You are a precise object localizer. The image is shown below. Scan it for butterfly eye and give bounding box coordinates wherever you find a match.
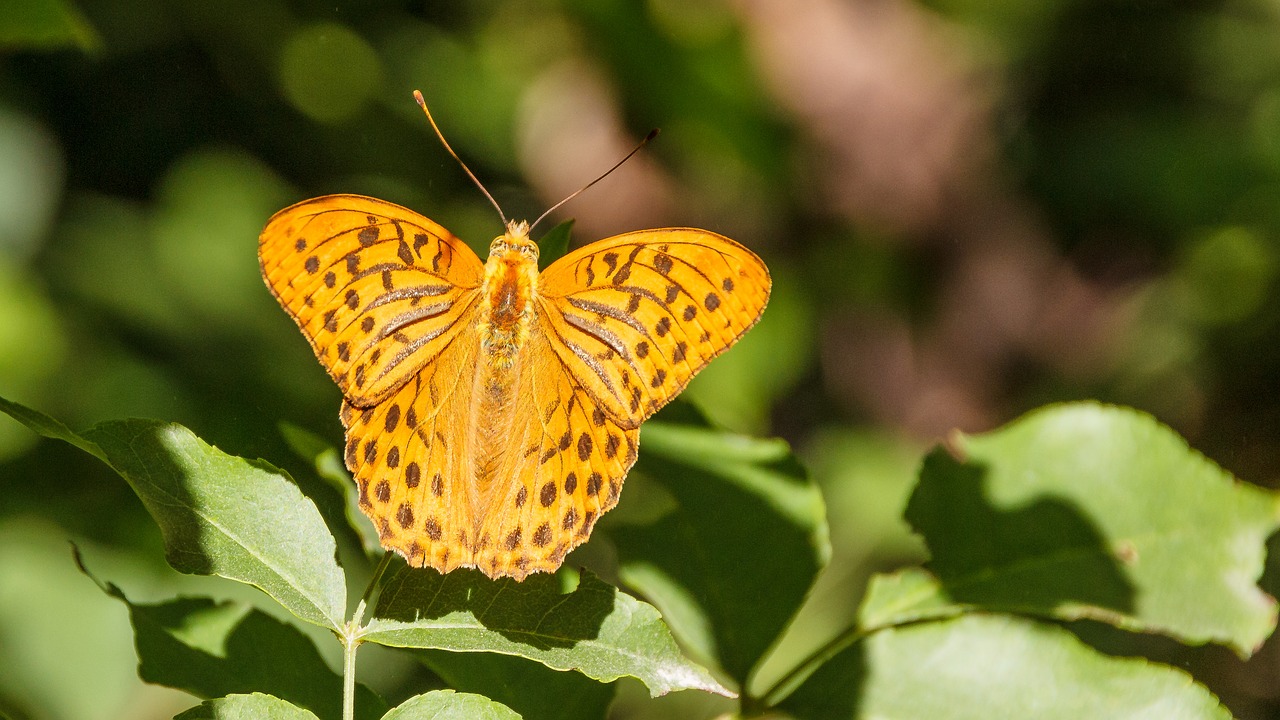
[521,244,539,261]
[489,239,508,256]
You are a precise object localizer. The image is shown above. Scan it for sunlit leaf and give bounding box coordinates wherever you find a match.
[280,421,381,559]
[779,614,1231,719]
[418,649,614,720]
[854,568,960,631]
[906,402,1280,655]
[0,396,348,631]
[381,690,521,720]
[175,693,320,720]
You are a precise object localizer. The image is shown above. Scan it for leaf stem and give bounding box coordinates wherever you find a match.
[360,552,394,610]
[756,610,952,710]
[756,623,864,709]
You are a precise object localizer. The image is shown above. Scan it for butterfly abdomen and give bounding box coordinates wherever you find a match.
[468,367,518,530]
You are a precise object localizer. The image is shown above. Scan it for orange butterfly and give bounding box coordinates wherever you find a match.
[259,95,770,580]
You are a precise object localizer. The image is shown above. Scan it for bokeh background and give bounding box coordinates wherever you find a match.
[3,0,1280,718]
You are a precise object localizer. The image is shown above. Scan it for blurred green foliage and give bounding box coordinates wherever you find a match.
[4,0,1280,718]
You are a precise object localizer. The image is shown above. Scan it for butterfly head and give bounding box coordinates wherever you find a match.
[487,220,539,264]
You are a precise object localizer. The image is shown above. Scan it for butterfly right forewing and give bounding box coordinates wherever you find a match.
[536,228,771,427]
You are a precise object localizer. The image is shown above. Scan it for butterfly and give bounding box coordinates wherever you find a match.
[259,99,770,581]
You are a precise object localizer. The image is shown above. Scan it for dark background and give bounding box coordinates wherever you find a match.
[3,0,1280,718]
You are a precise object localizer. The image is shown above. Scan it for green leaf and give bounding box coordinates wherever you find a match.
[280,421,381,559]
[418,650,614,720]
[363,567,730,698]
[0,396,103,460]
[906,402,1280,655]
[175,693,321,720]
[779,614,1231,720]
[381,690,521,720]
[75,549,386,720]
[0,396,347,630]
[611,402,828,687]
[80,420,349,630]
[854,568,961,631]
[536,219,573,271]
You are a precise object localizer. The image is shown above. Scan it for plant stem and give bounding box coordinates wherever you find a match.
[342,626,359,720]
[342,553,390,720]
[341,600,368,720]
[335,552,397,720]
[757,610,949,710]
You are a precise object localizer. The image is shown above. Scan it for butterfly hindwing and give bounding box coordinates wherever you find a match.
[537,228,771,427]
[341,317,482,574]
[469,327,639,577]
[260,194,486,405]
[342,320,635,580]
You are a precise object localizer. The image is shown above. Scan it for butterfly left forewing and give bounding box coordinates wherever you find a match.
[260,194,485,405]
[537,228,771,427]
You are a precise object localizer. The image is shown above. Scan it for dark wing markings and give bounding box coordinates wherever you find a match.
[565,298,651,339]
[562,313,633,362]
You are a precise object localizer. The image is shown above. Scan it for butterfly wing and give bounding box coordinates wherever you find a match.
[467,327,639,578]
[263,210,770,581]
[537,228,771,427]
[259,194,486,406]
[261,193,488,572]
[340,321,482,574]
[341,313,635,580]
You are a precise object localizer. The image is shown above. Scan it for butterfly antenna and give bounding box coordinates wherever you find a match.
[414,90,508,226]
[529,128,660,232]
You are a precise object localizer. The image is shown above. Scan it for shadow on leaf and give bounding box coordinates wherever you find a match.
[909,449,1135,616]
[417,648,615,720]
[373,565,614,649]
[776,447,1136,717]
[75,549,385,720]
[610,401,827,687]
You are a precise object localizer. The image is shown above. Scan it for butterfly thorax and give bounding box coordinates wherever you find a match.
[478,221,540,367]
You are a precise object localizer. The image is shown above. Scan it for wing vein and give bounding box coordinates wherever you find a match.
[565,297,652,339]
